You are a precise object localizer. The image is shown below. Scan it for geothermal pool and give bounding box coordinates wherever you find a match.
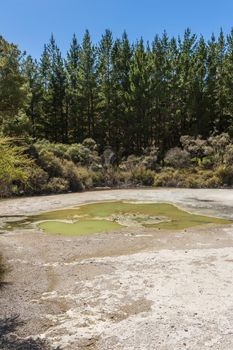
[8,201,230,236]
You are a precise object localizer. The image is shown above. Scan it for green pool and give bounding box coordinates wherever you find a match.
[33,201,231,236]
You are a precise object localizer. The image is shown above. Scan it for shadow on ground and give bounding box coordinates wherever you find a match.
[0,315,61,350]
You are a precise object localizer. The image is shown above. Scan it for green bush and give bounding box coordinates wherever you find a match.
[154,168,178,187]
[225,144,233,166]
[26,166,49,194]
[61,160,84,191]
[0,137,34,197]
[200,157,215,169]
[62,161,93,191]
[215,166,233,186]
[65,144,89,164]
[131,167,154,186]
[82,138,98,151]
[37,150,63,178]
[91,171,105,187]
[45,177,69,194]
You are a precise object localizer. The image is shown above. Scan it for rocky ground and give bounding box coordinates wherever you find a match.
[1,188,233,349]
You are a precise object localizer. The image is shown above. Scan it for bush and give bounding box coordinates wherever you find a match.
[204,175,221,188]
[131,167,154,186]
[164,147,191,168]
[0,138,34,197]
[154,168,222,189]
[225,144,233,166]
[65,144,89,164]
[154,168,180,187]
[119,155,142,171]
[200,157,215,169]
[180,135,207,160]
[91,171,105,187]
[45,177,69,194]
[25,166,49,194]
[215,166,233,186]
[141,145,159,170]
[62,161,93,191]
[37,150,63,178]
[82,138,98,151]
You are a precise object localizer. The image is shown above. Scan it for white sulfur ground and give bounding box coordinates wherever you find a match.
[1,188,233,349]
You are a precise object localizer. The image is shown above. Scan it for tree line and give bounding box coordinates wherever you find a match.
[0,28,233,158]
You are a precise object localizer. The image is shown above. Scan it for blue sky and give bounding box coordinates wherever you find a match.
[1,0,233,58]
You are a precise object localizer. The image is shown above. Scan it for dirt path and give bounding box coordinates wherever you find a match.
[1,189,233,349]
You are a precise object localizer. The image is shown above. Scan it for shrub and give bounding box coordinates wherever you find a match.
[131,167,154,186]
[200,157,215,169]
[37,150,63,177]
[52,143,69,158]
[208,133,231,164]
[215,166,233,186]
[204,175,221,188]
[65,144,89,164]
[141,145,159,170]
[102,169,132,187]
[154,168,181,187]
[225,144,233,166]
[119,155,142,171]
[25,166,49,194]
[62,161,93,191]
[180,135,207,161]
[82,138,98,151]
[164,147,191,168]
[45,177,69,194]
[0,138,34,197]
[91,171,105,187]
[65,141,102,169]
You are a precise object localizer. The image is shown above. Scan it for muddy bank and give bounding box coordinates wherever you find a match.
[1,189,233,349]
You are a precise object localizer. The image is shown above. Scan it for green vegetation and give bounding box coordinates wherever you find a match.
[33,201,231,236]
[0,138,33,196]
[39,219,122,236]
[1,30,233,196]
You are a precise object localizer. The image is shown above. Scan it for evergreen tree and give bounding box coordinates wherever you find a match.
[111,32,132,154]
[128,38,151,153]
[77,30,98,141]
[225,29,233,136]
[192,36,208,136]
[23,56,43,137]
[39,35,67,142]
[66,34,80,142]
[97,29,114,146]
[1,29,233,157]
[0,36,30,136]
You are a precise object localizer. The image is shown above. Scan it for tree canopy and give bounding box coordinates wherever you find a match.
[1,29,233,157]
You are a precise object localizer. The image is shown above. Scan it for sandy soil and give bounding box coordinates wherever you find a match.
[1,188,233,349]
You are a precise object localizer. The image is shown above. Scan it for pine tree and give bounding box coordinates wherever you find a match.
[206,33,218,133]
[39,35,67,142]
[111,32,132,154]
[66,34,80,142]
[177,29,197,135]
[0,36,30,136]
[192,36,208,136]
[77,30,98,141]
[128,38,151,153]
[23,56,43,138]
[225,29,233,136]
[97,29,114,147]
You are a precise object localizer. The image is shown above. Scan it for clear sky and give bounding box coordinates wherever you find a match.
[1,0,233,58]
